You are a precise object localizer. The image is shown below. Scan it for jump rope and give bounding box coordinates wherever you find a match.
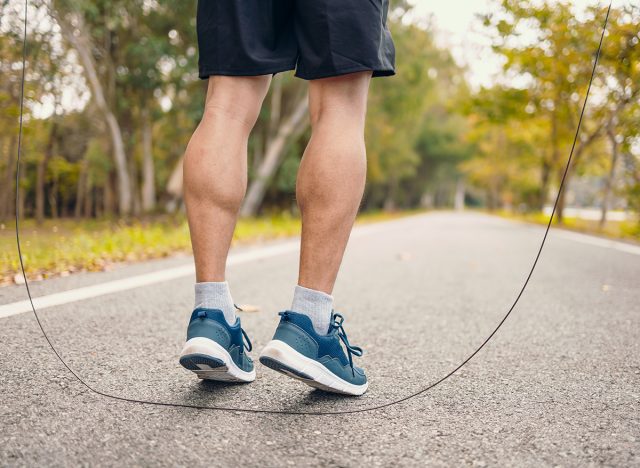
[14,1,612,416]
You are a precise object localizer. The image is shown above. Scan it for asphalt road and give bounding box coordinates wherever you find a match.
[1,213,638,467]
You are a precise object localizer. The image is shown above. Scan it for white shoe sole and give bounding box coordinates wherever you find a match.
[259,340,368,396]
[179,337,255,383]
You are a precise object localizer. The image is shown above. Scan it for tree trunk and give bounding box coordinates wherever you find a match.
[17,184,25,222]
[541,106,561,213]
[252,131,264,173]
[240,96,309,217]
[555,174,570,223]
[0,136,17,221]
[251,76,282,174]
[141,108,156,212]
[129,149,141,216]
[49,174,58,219]
[104,172,116,216]
[267,75,283,144]
[17,147,27,219]
[75,154,89,218]
[36,121,57,224]
[538,157,552,212]
[556,124,602,223]
[164,156,183,212]
[600,126,619,228]
[166,157,184,199]
[55,8,132,215]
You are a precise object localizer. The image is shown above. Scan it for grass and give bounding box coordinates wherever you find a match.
[495,210,640,242]
[0,210,414,285]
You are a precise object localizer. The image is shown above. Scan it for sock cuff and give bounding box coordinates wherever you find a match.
[291,285,334,334]
[194,281,236,326]
[293,285,333,303]
[195,280,229,288]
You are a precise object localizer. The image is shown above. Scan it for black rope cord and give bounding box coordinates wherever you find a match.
[14,0,612,415]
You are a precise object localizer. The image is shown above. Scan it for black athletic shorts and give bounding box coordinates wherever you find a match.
[196,0,396,80]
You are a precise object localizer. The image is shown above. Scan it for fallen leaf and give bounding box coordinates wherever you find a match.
[236,304,260,313]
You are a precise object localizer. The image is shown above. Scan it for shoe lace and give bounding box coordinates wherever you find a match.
[330,313,363,376]
[241,328,252,352]
[279,311,363,376]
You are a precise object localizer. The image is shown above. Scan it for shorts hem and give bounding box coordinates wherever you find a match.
[199,63,297,80]
[295,66,396,80]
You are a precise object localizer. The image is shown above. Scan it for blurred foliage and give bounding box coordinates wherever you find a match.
[475,1,640,223]
[0,0,638,232]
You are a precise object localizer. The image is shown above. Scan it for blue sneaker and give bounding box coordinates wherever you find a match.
[259,311,368,395]
[179,308,255,383]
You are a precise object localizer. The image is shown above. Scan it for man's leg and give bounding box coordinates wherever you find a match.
[292,71,372,334]
[259,72,372,395]
[184,75,271,324]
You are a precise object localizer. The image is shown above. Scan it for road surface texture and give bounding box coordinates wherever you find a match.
[1,213,638,467]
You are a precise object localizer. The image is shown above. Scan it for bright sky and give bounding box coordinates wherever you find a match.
[409,0,622,89]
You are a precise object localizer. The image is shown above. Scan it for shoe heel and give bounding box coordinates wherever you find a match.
[180,337,255,383]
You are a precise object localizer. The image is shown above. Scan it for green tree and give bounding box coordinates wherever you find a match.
[463,86,542,210]
[480,1,639,225]
[365,17,469,210]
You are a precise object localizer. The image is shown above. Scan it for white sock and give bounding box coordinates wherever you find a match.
[291,285,333,335]
[194,281,236,326]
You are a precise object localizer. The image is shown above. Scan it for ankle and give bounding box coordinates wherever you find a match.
[195,281,237,326]
[291,285,333,334]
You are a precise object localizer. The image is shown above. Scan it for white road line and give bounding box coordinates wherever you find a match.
[0,219,400,320]
[490,214,640,255]
[0,239,299,319]
[552,229,640,256]
[0,214,637,320]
